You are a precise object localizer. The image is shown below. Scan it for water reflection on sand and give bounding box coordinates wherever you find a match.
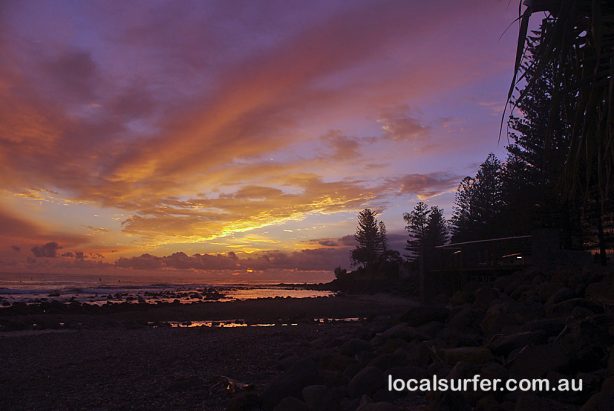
[160,317,365,328]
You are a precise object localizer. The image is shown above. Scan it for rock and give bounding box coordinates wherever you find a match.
[546,287,575,305]
[262,358,320,409]
[380,324,427,341]
[514,394,577,411]
[405,341,432,367]
[318,351,356,372]
[494,274,514,291]
[356,402,402,411]
[319,369,347,387]
[273,396,309,411]
[585,279,614,304]
[226,392,261,411]
[474,287,500,308]
[339,338,371,357]
[523,318,566,336]
[441,347,493,365]
[378,338,409,355]
[400,305,449,326]
[581,390,614,411]
[476,395,506,411]
[387,365,427,381]
[562,318,610,372]
[343,362,364,380]
[369,353,398,371]
[479,361,509,382]
[481,302,544,336]
[509,343,570,378]
[416,321,444,338]
[489,331,547,356]
[546,298,604,317]
[301,385,334,411]
[348,366,386,398]
[448,306,484,332]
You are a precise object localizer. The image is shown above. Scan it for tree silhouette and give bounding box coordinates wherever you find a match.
[404,202,430,263]
[425,206,448,250]
[505,20,579,241]
[508,1,614,263]
[451,154,502,242]
[351,209,386,271]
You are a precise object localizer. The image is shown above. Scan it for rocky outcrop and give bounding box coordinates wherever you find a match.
[229,268,614,410]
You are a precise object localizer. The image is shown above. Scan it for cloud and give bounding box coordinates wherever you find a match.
[0,0,517,264]
[31,241,61,258]
[116,247,351,272]
[0,206,88,249]
[42,50,99,101]
[320,130,361,160]
[388,172,461,200]
[378,107,429,141]
[120,176,378,243]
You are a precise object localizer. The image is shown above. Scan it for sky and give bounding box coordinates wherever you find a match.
[0,0,522,282]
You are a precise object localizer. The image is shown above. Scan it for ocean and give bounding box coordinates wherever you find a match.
[0,272,333,306]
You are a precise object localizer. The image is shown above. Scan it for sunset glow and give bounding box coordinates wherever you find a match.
[0,0,519,281]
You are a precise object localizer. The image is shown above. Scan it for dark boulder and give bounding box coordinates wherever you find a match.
[489,331,547,356]
[400,305,449,327]
[348,366,386,398]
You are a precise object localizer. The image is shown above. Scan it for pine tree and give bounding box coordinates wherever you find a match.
[506,21,580,247]
[425,206,448,249]
[451,154,503,242]
[451,176,476,242]
[351,209,385,270]
[404,202,430,263]
[378,221,388,252]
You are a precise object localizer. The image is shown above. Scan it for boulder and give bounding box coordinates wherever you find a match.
[581,390,614,411]
[441,347,493,365]
[481,302,544,336]
[369,353,399,371]
[262,358,320,409]
[348,366,386,398]
[380,324,428,341]
[318,351,355,372]
[447,307,484,332]
[226,392,261,411]
[387,365,427,381]
[400,305,449,326]
[301,385,335,411]
[523,318,566,336]
[273,397,309,411]
[356,402,402,411]
[546,287,575,305]
[489,331,547,356]
[509,343,570,378]
[546,298,604,317]
[514,394,577,411]
[416,321,444,338]
[339,338,371,357]
[474,287,500,308]
[405,341,432,367]
[476,395,506,411]
[479,361,509,382]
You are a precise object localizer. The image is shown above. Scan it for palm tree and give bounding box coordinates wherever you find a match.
[507,0,614,263]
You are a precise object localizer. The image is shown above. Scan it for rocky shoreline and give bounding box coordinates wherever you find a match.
[2,268,613,410]
[238,267,614,410]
